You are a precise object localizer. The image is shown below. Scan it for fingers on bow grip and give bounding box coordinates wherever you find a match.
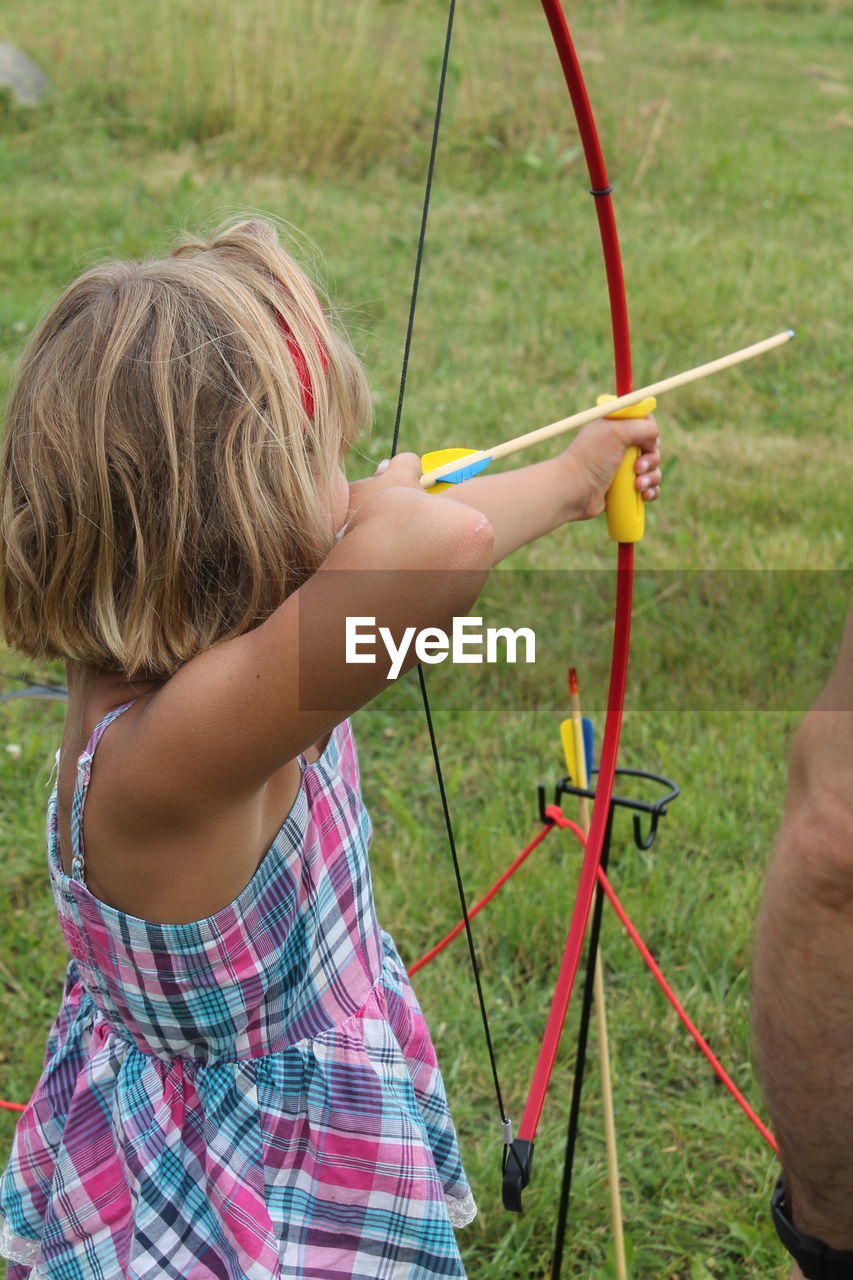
[597,393,657,544]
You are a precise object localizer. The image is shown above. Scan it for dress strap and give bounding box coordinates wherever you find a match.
[68,700,139,886]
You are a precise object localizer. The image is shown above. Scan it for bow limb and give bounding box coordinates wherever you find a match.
[502,0,636,1208]
[540,0,632,395]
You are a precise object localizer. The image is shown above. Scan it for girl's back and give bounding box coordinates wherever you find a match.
[9,699,474,1278]
[0,219,486,1279]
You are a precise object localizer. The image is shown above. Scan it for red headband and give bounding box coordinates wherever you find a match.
[275,312,328,423]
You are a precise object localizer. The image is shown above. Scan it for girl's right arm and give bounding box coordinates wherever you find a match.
[124,454,493,813]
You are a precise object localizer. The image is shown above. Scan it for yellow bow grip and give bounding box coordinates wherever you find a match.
[598,394,657,543]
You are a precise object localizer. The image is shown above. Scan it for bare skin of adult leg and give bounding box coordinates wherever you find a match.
[753,604,853,1276]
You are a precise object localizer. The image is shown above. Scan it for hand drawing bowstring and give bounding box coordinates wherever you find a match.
[389,0,638,1209]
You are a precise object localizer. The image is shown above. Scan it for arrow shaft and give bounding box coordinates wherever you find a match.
[570,680,628,1280]
[419,329,793,488]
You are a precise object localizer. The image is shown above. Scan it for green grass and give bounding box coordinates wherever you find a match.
[0,0,851,1275]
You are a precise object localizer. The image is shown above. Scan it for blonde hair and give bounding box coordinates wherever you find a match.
[0,219,372,678]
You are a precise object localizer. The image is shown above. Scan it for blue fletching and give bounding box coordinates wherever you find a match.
[438,455,493,485]
[582,717,595,775]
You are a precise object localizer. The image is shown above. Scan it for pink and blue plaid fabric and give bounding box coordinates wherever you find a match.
[0,704,475,1278]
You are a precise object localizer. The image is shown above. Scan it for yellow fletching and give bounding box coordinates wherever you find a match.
[420,447,479,493]
[560,719,579,786]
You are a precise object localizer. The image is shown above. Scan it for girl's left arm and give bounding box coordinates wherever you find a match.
[441,414,660,562]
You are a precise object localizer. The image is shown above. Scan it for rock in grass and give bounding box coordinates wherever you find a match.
[0,44,51,107]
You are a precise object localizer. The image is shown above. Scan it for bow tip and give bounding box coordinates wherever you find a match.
[502,1138,535,1213]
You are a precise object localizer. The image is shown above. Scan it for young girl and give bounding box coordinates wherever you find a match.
[0,218,660,1280]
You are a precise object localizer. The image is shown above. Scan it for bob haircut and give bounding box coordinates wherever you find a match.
[0,219,372,679]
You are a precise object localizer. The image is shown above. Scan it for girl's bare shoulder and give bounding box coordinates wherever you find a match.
[57,667,308,924]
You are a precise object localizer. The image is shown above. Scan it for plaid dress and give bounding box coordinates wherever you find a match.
[0,704,475,1279]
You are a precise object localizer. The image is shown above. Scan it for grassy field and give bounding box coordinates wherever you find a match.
[0,0,850,1276]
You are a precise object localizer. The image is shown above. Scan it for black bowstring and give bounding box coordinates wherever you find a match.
[389,0,511,1141]
[391,0,454,458]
